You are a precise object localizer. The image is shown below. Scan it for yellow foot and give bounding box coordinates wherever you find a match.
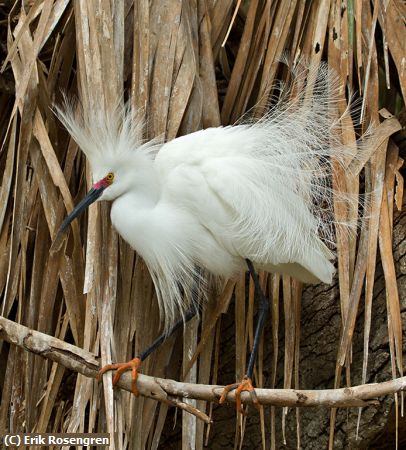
[219,375,260,414]
[98,357,142,396]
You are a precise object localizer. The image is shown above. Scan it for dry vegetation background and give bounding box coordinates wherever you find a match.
[0,0,405,449]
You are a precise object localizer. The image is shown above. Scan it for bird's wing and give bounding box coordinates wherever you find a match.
[153,60,365,284]
[155,126,335,284]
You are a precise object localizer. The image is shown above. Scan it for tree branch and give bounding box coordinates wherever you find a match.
[1,315,405,415]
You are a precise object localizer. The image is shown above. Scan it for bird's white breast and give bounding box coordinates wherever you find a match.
[110,191,243,279]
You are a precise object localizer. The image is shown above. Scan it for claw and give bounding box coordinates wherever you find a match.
[219,376,261,414]
[98,357,142,396]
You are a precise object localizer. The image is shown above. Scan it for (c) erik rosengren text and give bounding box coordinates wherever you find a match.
[1,433,110,447]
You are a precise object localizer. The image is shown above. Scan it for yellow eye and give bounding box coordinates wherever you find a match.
[106,172,114,184]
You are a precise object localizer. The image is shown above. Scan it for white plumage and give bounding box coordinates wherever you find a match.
[56,61,362,331]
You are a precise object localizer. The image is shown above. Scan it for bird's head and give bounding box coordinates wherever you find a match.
[51,98,157,251]
[54,150,155,249]
[53,170,116,245]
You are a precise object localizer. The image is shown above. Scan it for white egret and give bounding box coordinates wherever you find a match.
[54,60,363,411]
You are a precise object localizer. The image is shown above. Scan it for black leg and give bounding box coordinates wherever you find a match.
[99,269,200,396]
[219,259,269,411]
[245,258,269,379]
[140,267,201,361]
[139,308,196,361]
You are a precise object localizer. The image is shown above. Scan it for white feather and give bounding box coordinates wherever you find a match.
[56,60,368,332]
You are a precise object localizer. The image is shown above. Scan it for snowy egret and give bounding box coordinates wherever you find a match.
[54,61,361,411]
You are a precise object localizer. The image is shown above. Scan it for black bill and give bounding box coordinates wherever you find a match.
[50,186,104,253]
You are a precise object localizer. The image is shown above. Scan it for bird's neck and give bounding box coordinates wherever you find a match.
[127,159,161,208]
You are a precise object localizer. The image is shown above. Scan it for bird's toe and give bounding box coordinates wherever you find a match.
[219,376,261,414]
[98,357,142,396]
